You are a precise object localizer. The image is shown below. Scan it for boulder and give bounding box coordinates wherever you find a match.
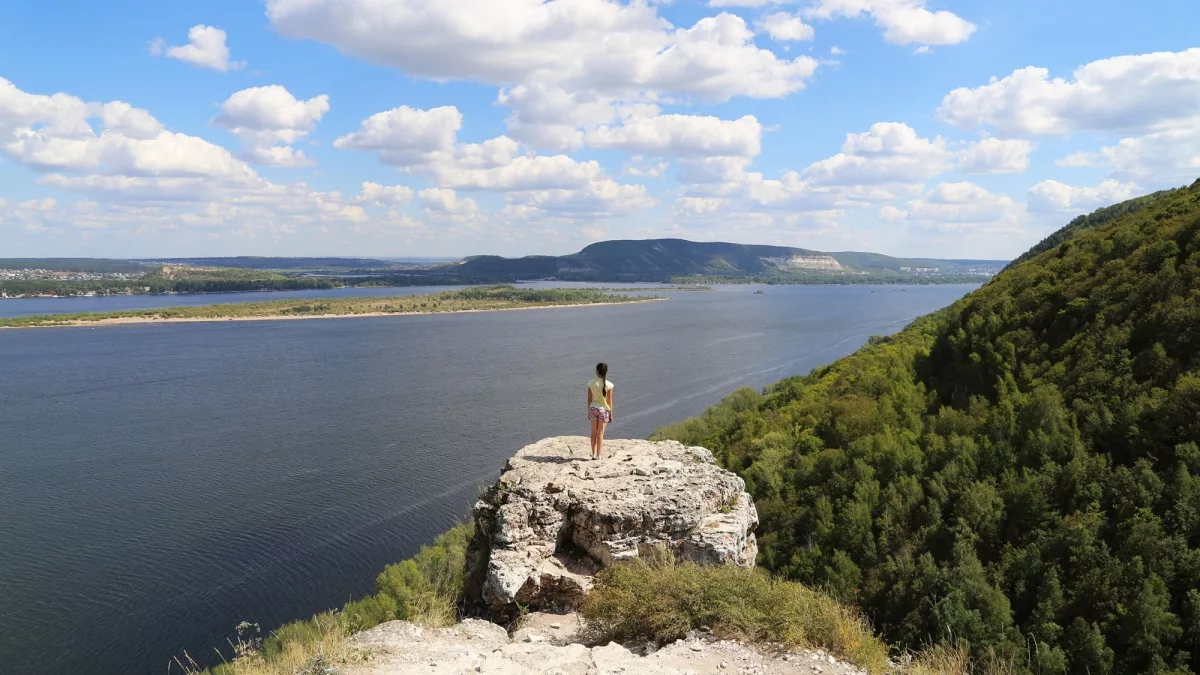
[466,436,757,617]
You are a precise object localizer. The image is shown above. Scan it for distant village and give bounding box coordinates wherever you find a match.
[0,268,149,298]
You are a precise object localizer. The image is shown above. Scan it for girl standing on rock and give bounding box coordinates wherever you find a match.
[587,362,614,460]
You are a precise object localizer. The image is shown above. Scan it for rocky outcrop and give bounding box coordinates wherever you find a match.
[344,614,867,675]
[465,436,758,617]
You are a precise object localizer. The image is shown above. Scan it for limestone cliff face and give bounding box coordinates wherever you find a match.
[465,436,758,617]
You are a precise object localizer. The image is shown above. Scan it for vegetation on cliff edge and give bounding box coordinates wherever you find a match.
[191,523,472,675]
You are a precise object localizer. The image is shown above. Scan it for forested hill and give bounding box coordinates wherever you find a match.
[453,238,1004,282]
[653,179,1200,674]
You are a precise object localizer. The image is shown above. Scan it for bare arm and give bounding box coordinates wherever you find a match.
[587,387,593,408]
[606,389,613,420]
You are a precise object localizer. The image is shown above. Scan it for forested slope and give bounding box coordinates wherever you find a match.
[653,179,1200,674]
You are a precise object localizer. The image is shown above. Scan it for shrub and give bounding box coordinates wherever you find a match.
[580,551,890,674]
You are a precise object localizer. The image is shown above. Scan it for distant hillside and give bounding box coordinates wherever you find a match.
[452,238,1006,283]
[0,258,148,273]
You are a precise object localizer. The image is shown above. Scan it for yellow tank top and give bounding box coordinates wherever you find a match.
[589,378,613,411]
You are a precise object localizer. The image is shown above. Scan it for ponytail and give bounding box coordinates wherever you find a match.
[596,362,609,406]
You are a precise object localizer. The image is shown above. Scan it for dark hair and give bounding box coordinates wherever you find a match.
[596,362,608,402]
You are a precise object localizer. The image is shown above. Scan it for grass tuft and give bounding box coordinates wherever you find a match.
[580,550,891,674]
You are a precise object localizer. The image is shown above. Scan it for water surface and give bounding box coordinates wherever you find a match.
[0,284,974,674]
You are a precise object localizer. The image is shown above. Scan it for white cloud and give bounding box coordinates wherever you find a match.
[268,0,818,150]
[667,120,969,233]
[418,187,479,218]
[333,105,463,167]
[937,48,1200,136]
[1027,178,1139,213]
[0,78,254,180]
[902,182,1023,232]
[1055,151,1101,168]
[335,101,657,222]
[878,204,907,221]
[625,157,671,177]
[1097,128,1200,184]
[150,25,245,73]
[0,78,412,244]
[708,0,782,6]
[357,182,414,206]
[268,1,817,100]
[761,13,815,42]
[956,137,1032,174]
[213,86,330,167]
[805,0,975,47]
[799,122,952,187]
[830,46,847,55]
[506,179,656,219]
[585,114,762,159]
[434,154,603,191]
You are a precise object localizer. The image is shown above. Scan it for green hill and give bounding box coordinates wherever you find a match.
[653,178,1200,674]
[452,238,1005,282]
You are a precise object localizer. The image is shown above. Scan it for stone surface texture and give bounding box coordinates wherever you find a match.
[466,436,758,616]
[343,614,868,675]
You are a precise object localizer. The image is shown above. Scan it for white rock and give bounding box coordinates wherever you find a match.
[468,436,758,616]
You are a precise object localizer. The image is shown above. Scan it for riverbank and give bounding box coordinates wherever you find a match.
[0,285,665,329]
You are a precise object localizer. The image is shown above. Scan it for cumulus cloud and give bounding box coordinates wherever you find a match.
[672,122,954,221]
[267,0,818,150]
[799,122,952,187]
[956,137,1032,174]
[761,13,815,42]
[902,182,1024,232]
[150,25,245,73]
[357,182,414,206]
[0,77,402,244]
[0,77,253,180]
[213,86,330,167]
[333,105,463,168]
[1027,178,1139,213]
[418,188,480,221]
[1096,129,1200,184]
[937,48,1200,136]
[805,0,975,47]
[336,102,655,222]
[585,114,762,159]
[1055,151,1101,168]
[940,49,1200,191]
[624,157,671,177]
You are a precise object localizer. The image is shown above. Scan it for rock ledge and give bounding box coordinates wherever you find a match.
[466,436,758,616]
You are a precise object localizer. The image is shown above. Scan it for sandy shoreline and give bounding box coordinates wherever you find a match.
[1,297,667,329]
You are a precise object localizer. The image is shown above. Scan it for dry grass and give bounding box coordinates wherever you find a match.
[580,551,891,674]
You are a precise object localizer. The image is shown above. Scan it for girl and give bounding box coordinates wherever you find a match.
[587,362,614,460]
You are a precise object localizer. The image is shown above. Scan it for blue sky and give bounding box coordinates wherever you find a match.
[1,0,1198,259]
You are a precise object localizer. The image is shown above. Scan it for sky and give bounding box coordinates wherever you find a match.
[1,0,1198,260]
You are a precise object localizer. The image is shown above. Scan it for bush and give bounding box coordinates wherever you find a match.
[580,551,891,674]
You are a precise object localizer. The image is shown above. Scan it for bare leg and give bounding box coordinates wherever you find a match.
[596,419,608,459]
[589,417,600,458]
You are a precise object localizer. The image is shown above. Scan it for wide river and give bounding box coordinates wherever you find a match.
[0,283,975,674]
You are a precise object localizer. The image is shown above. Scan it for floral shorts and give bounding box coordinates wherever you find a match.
[588,406,612,423]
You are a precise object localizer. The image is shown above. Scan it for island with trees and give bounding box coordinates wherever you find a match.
[0,285,663,328]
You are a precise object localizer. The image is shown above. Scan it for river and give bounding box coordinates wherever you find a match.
[0,283,974,674]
